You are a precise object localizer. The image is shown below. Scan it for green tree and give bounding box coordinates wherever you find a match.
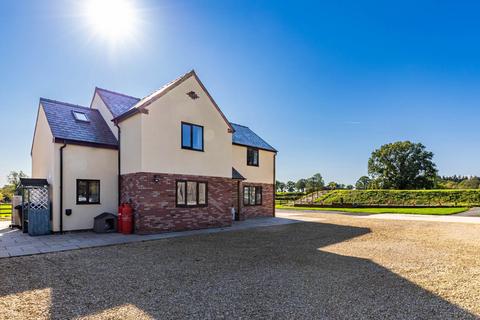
[312,173,325,189]
[346,185,354,190]
[276,181,286,192]
[1,170,28,202]
[368,141,437,189]
[355,176,372,190]
[306,173,325,192]
[7,170,27,191]
[327,181,338,189]
[458,177,480,189]
[286,181,296,192]
[295,179,307,193]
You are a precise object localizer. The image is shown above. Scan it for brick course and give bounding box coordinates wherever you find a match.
[121,172,233,234]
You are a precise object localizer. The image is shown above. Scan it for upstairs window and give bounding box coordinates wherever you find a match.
[181,122,204,151]
[243,186,262,206]
[247,147,259,166]
[72,111,89,122]
[77,180,100,204]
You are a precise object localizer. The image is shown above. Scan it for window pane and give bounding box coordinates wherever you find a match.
[247,148,258,166]
[73,111,89,122]
[192,125,203,150]
[243,186,249,205]
[177,182,186,205]
[198,183,206,205]
[187,181,197,205]
[182,124,191,147]
[249,187,255,205]
[89,181,100,203]
[255,187,262,205]
[77,181,88,203]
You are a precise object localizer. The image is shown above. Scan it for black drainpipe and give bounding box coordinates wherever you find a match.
[115,123,121,206]
[59,143,67,234]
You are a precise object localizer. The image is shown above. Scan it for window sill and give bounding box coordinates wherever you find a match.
[76,202,101,205]
[181,146,204,152]
[176,204,208,208]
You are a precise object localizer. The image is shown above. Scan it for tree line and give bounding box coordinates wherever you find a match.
[280,141,480,193]
[276,173,354,193]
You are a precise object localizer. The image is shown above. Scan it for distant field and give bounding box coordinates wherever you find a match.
[276,205,468,215]
[0,204,12,219]
[316,189,480,207]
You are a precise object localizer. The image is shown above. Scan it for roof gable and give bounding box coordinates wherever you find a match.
[231,123,276,152]
[94,87,140,118]
[40,98,118,148]
[113,70,234,133]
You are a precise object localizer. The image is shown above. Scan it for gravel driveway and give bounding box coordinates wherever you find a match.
[0,212,479,319]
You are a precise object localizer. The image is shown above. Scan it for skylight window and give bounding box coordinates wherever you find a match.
[73,111,89,122]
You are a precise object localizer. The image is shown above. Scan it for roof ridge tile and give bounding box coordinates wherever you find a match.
[40,98,91,111]
[95,87,140,100]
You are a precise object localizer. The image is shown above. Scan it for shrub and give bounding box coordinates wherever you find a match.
[315,189,480,207]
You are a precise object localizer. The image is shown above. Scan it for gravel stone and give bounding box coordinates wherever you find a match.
[0,212,478,319]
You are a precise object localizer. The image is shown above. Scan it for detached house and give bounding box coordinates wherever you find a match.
[31,70,277,234]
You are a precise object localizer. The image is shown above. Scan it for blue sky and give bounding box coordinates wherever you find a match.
[1,0,480,186]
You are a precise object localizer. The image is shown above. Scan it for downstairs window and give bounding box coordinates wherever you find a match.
[176,180,208,207]
[243,186,262,206]
[77,180,100,204]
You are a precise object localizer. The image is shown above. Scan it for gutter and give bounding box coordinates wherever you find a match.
[59,143,67,233]
[273,153,276,217]
[115,123,121,206]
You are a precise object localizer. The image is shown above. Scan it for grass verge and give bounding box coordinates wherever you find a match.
[276,205,469,215]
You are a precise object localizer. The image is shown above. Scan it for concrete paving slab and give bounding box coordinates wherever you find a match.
[0,217,299,259]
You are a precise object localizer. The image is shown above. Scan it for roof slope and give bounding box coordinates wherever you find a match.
[95,87,140,118]
[40,98,118,147]
[113,70,234,133]
[231,123,276,152]
[232,167,246,180]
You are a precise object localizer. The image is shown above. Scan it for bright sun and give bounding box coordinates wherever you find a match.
[84,0,139,44]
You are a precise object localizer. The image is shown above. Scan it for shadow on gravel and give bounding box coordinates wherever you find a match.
[0,221,477,319]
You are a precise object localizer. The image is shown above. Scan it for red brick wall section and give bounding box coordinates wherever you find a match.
[121,172,233,234]
[238,182,274,220]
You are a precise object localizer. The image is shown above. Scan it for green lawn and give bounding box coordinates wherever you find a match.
[0,204,12,220]
[276,205,469,215]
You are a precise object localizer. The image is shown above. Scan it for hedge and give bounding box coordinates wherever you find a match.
[275,192,305,201]
[315,189,480,207]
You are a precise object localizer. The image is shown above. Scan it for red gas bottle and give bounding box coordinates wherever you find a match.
[122,203,134,234]
[117,204,124,233]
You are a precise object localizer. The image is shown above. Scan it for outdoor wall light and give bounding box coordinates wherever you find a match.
[153,175,160,183]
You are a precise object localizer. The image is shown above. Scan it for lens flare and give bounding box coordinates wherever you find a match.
[84,0,139,45]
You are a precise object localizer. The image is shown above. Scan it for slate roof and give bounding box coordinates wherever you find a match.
[40,98,118,147]
[232,167,246,180]
[230,123,276,152]
[95,87,140,118]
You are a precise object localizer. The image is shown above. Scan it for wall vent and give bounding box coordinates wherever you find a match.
[186,91,199,100]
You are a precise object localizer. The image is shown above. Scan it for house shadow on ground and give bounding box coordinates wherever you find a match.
[0,220,477,319]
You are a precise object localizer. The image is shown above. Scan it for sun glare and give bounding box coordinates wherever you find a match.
[84,0,139,44]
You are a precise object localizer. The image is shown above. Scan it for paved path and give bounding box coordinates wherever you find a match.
[456,207,480,217]
[277,209,480,224]
[0,217,299,259]
[354,213,480,224]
